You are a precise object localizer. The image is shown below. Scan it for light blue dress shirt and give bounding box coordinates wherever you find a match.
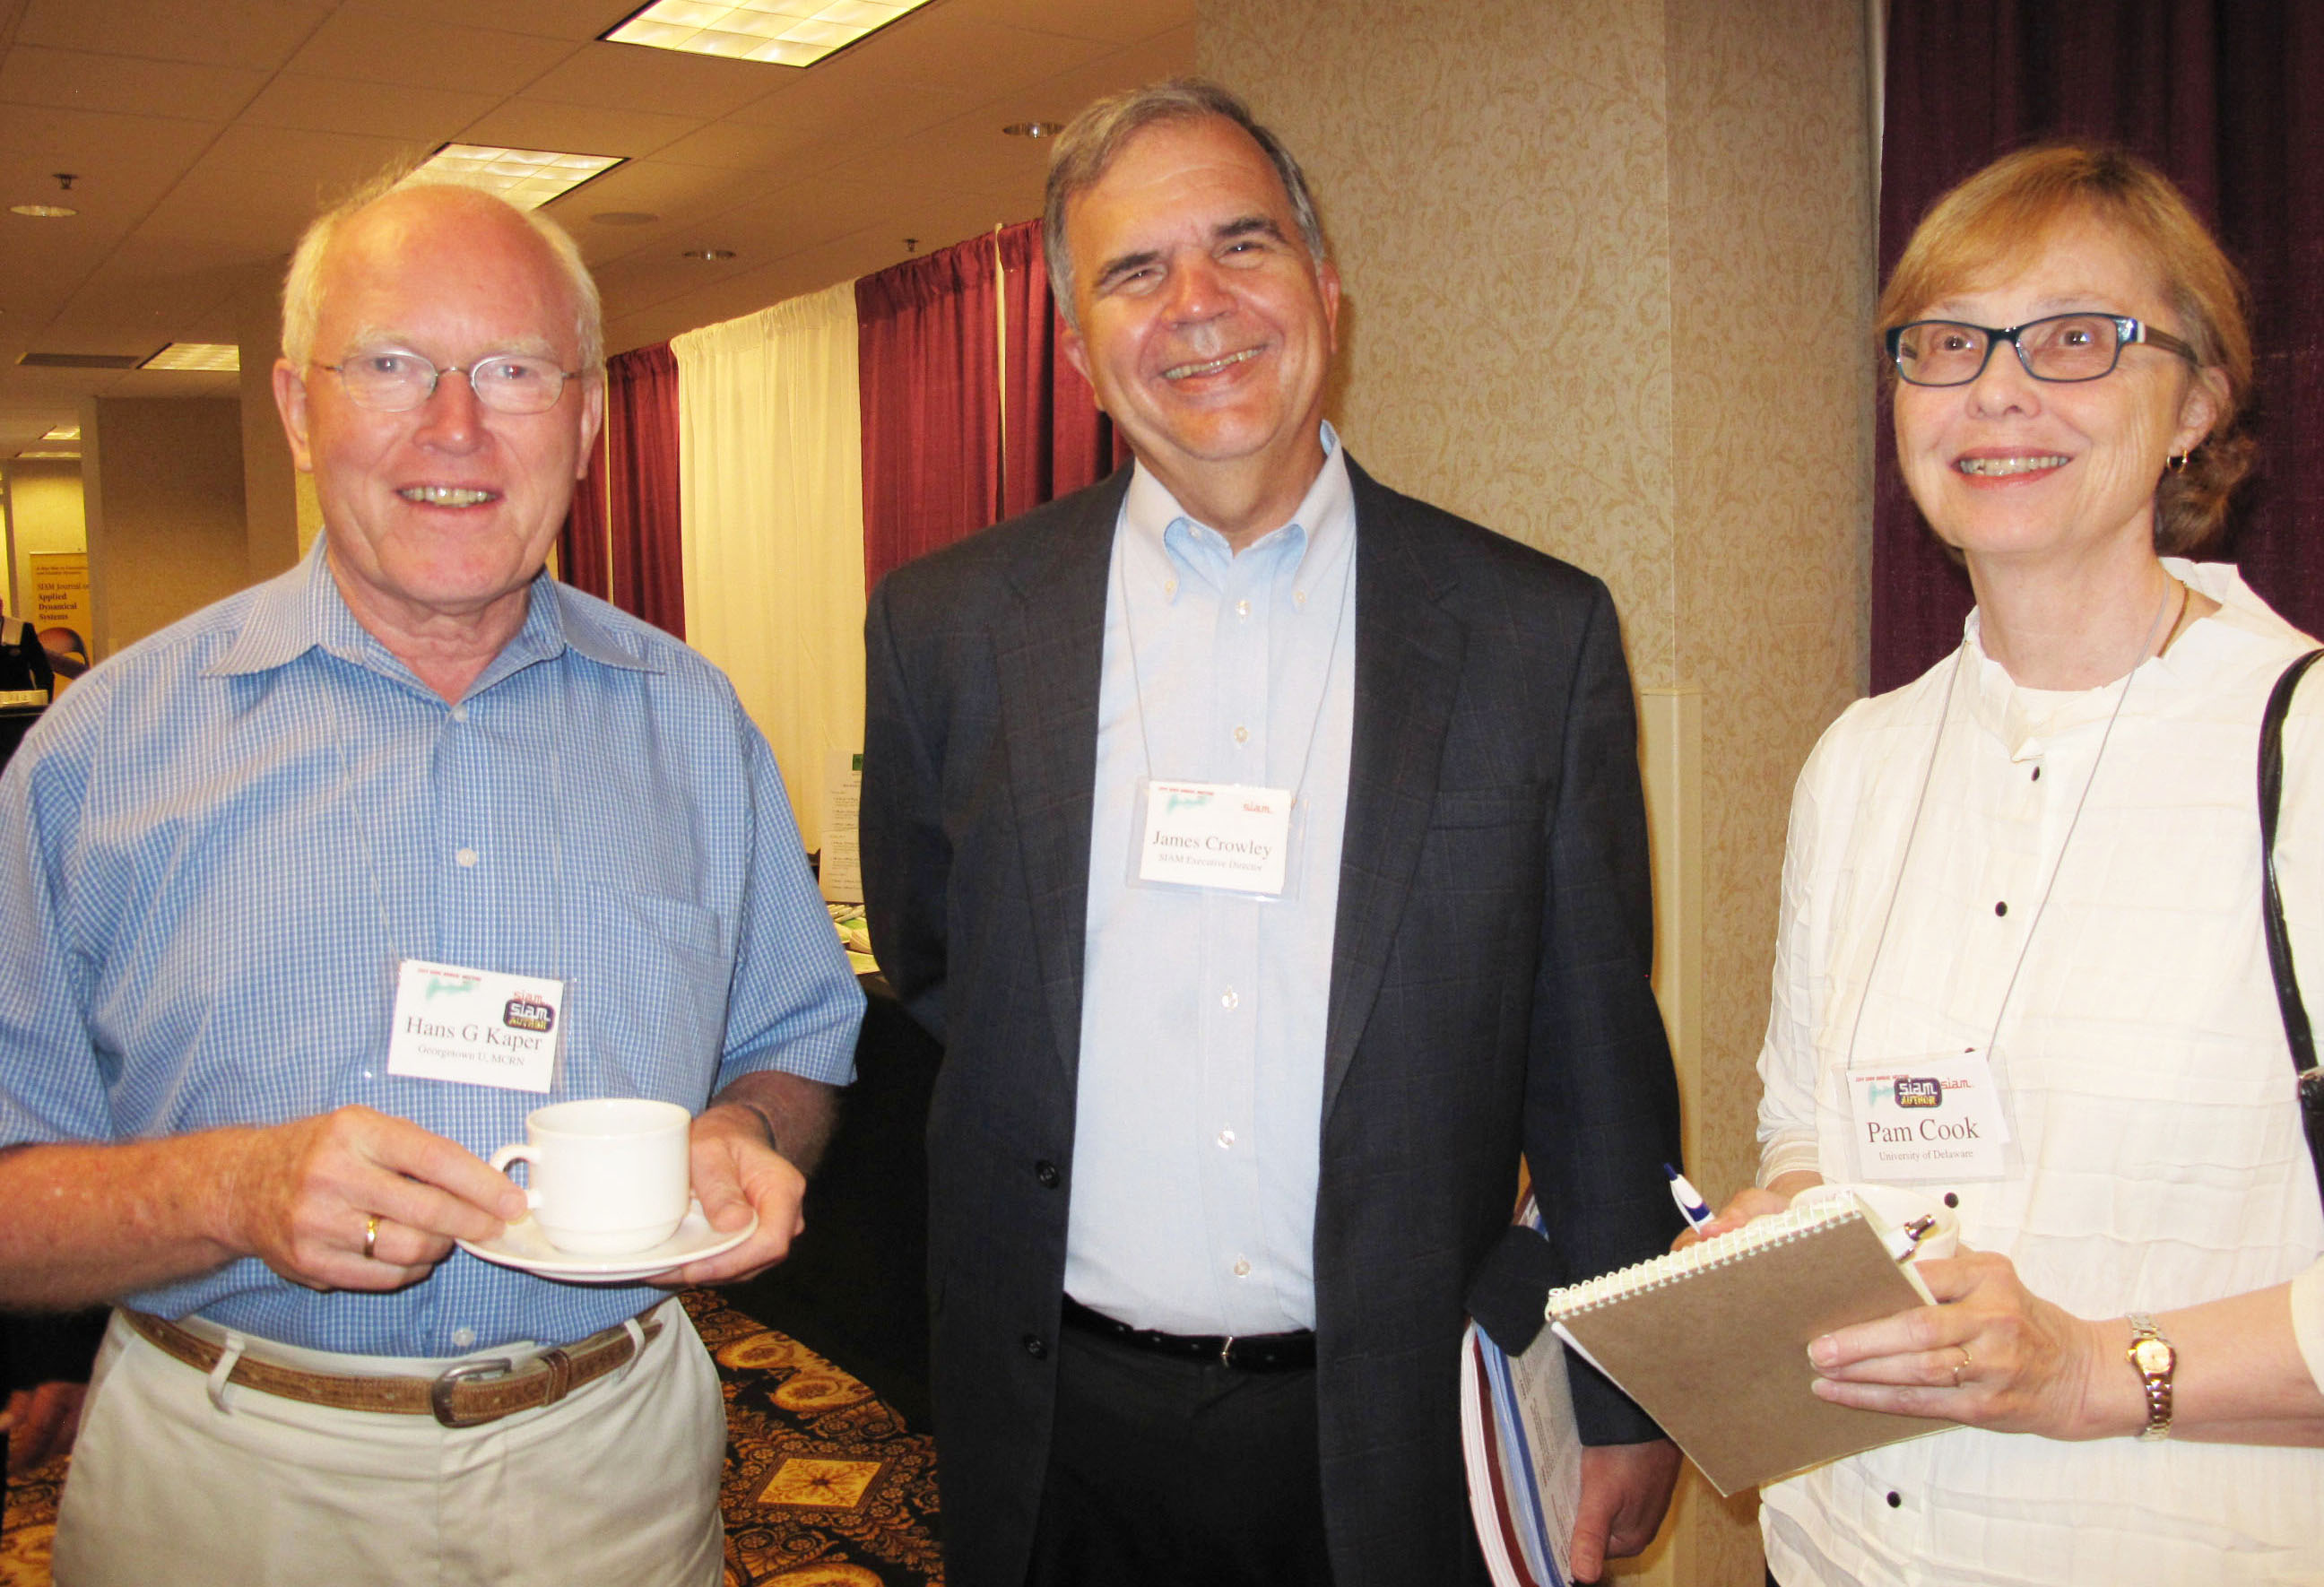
[0,538,862,1355]
[1065,427,1357,1335]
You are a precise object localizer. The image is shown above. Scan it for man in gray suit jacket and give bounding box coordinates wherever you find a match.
[862,79,1684,1587]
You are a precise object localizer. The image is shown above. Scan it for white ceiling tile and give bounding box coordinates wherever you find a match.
[239,74,506,142]
[460,99,706,160]
[286,10,580,93]
[0,48,272,121]
[524,40,790,118]
[337,0,631,44]
[16,0,335,72]
[951,0,1193,47]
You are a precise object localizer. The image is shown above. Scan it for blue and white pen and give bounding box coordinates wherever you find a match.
[1664,1163,1713,1233]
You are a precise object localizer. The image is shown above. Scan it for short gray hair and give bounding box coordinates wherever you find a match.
[280,169,603,371]
[1043,78,1326,330]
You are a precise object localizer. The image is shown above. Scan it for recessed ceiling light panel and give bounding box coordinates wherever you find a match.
[141,343,241,373]
[604,0,935,68]
[406,145,623,212]
[41,424,80,441]
[10,204,77,219]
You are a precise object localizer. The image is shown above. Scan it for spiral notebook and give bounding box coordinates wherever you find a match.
[1545,1198,1950,1496]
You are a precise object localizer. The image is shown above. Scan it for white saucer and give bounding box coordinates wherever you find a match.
[457,1201,759,1283]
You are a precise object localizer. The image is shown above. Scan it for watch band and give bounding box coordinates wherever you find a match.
[2125,1311,2175,1441]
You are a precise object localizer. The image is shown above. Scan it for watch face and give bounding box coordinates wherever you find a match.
[2130,1337,2174,1375]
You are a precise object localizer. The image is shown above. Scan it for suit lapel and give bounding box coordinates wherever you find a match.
[1323,464,1464,1120]
[993,470,1129,1081]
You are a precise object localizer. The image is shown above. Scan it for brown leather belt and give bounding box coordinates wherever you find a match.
[124,1307,664,1429]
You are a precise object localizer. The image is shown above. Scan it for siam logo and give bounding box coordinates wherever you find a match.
[503,997,556,1034]
[1894,1076,1942,1109]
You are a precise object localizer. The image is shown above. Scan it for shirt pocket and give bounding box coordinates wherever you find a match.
[568,892,731,1098]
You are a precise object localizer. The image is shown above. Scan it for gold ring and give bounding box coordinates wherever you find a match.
[1950,1345,1972,1388]
[363,1214,381,1260]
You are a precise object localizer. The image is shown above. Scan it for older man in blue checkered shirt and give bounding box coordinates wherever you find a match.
[0,178,862,1585]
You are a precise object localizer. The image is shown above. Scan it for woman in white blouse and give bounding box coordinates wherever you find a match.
[1711,144,2324,1585]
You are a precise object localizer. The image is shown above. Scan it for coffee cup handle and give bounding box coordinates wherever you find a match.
[490,1143,545,1213]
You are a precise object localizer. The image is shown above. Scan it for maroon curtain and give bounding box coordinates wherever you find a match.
[997,219,1130,519]
[858,241,1004,592]
[1874,1,2324,691]
[557,423,611,601]
[605,343,685,640]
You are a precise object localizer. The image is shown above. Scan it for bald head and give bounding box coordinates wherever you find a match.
[281,180,601,373]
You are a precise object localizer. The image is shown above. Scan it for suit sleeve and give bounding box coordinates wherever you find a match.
[1527,580,1686,1445]
[860,577,951,1042]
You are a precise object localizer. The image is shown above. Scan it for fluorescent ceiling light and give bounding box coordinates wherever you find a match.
[141,343,240,373]
[41,424,80,441]
[604,0,935,68]
[15,449,79,459]
[405,145,623,212]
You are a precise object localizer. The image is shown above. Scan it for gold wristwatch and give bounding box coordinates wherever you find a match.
[2125,1312,2175,1441]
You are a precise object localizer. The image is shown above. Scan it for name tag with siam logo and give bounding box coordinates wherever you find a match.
[386,958,565,1093]
[1845,1051,2008,1180]
[1136,779,1295,897]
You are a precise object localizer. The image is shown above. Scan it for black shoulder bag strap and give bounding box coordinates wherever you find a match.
[2259,646,2324,1204]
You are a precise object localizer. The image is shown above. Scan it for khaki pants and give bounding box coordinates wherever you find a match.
[54,1300,724,1587]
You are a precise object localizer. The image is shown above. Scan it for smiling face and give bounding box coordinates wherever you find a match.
[273,187,602,641]
[1893,212,2224,578]
[1057,114,1340,537]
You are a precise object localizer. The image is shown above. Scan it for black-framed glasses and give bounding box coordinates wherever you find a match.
[320,350,584,415]
[1886,313,2199,386]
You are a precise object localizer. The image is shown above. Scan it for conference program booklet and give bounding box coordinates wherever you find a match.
[1461,1197,1581,1587]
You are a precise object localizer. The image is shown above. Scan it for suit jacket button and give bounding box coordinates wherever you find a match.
[1022,1334,1047,1359]
[1035,1159,1061,1189]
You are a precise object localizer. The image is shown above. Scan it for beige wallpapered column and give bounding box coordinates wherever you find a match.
[1193,3,1877,1583]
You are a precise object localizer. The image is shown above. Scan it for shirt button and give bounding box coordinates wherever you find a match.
[1233,1257,1252,1277]
[451,705,469,724]
[1217,1128,1236,1149]
[1294,590,1307,606]
[1164,579,1177,598]
[1022,1333,1047,1359]
[1233,725,1250,744]
[2030,766,2041,782]
[1034,1159,1061,1189]
[1886,1490,1903,1509]
[1994,900,2007,916]
[452,1326,476,1349]
[1236,599,1251,618]
[455,847,479,868]
[1220,987,1238,1010]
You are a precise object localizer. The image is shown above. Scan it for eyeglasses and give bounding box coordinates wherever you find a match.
[1886,313,2199,387]
[319,350,584,415]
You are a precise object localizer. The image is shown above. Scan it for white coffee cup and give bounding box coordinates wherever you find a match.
[490,1097,693,1256]
[1790,1181,1961,1262]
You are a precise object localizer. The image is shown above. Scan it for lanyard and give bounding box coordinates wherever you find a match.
[323,654,568,985]
[1843,579,2180,1073]
[1114,517,1353,805]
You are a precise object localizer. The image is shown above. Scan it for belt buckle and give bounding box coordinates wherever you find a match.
[430,1357,516,1428]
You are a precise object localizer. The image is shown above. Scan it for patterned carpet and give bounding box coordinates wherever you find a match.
[0,1291,943,1587]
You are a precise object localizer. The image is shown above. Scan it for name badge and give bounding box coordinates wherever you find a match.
[1138,779,1294,897]
[386,958,565,1093]
[1845,1050,2008,1181]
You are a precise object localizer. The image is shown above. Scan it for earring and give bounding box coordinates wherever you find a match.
[2165,453,2190,475]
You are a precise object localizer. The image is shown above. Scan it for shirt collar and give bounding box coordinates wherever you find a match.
[1122,422,1354,603]
[210,531,657,689]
